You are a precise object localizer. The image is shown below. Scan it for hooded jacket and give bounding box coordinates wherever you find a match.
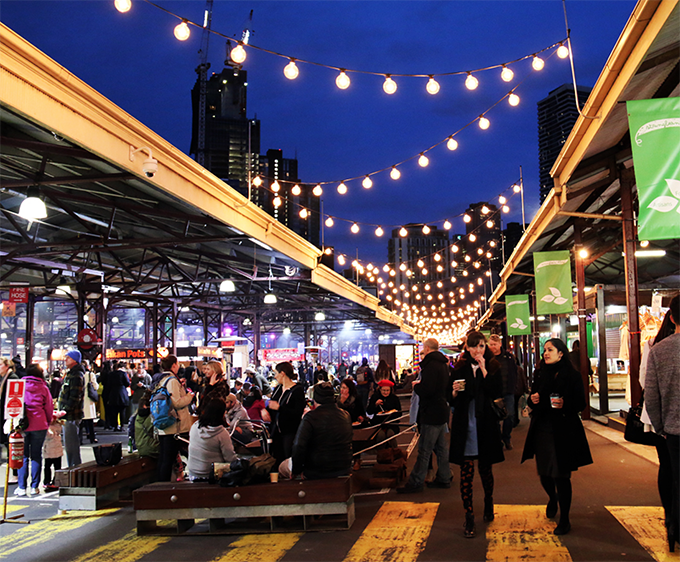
[415,350,451,425]
[187,422,237,479]
[23,375,53,432]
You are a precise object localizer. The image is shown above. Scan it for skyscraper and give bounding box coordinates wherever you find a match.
[538,84,591,202]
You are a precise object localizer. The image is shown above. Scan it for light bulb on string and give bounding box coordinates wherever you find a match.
[486,251,492,258]
[271,180,280,193]
[252,176,262,187]
[463,214,471,223]
[399,263,407,271]
[115,0,132,12]
[500,65,514,82]
[426,76,440,95]
[383,75,397,94]
[477,248,484,255]
[390,167,401,180]
[283,59,299,80]
[513,184,521,193]
[452,244,459,253]
[399,227,408,237]
[499,195,507,204]
[174,20,191,41]
[557,44,570,59]
[443,220,452,230]
[418,153,429,167]
[337,182,347,195]
[479,116,490,130]
[336,70,350,90]
[299,208,308,219]
[422,225,431,235]
[362,176,373,189]
[231,44,247,64]
[447,137,459,151]
[273,196,282,208]
[481,205,490,215]
[325,216,334,227]
[502,205,510,213]
[350,223,360,234]
[465,72,479,90]
[532,55,545,71]
[337,254,345,265]
[469,233,477,242]
[313,184,323,196]
[508,93,520,106]
[291,184,301,196]
[375,226,384,237]
[417,259,424,268]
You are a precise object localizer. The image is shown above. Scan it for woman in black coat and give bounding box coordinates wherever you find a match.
[267,361,306,465]
[106,361,130,431]
[449,331,504,538]
[521,338,592,536]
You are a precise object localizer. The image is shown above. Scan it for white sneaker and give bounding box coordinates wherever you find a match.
[14,488,26,497]
[30,488,40,496]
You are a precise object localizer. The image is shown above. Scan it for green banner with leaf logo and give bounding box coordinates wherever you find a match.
[627,97,680,241]
[533,250,573,314]
[506,294,531,335]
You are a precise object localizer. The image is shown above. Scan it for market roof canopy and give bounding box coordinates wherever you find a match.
[0,24,413,336]
[482,0,680,324]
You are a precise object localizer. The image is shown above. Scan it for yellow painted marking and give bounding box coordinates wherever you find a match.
[0,508,119,559]
[344,501,439,562]
[607,506,679,562]
[1,504,29,515]
[211,533,303,562]
[71,529,171,562]
[486,505,571,562]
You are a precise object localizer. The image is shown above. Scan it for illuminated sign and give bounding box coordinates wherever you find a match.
[261,348,304,363]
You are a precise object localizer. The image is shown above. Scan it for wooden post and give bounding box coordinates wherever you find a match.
[574,221,591,420]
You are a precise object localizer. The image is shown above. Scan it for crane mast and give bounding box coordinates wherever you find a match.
[195,0,213,167]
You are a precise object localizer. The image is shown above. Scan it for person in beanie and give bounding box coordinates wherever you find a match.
[279,381,352,480]
[57,350,85,467]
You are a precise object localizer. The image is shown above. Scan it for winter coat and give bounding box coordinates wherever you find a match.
[187,422,237,479]
[23,376,53,432]
[43,419,64,459]
[106,369,130,407]
[270,383,306,437]
[366,392,402,421]
[415,350,451,426]
[58,364,85,421]
[82,370,99,420]
[156,374,194,435]
[225,402,250,432]
[134,407,159,458]
[449,349,505,466]
[521,358,593,472]
[291,402,352,479]
[337,395,365,424]
[645,333,680,436]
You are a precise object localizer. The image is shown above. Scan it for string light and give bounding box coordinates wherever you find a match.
[447,137,459,151]
[465,72,479,90]
[362,176,373,189]
[325,216,334,227]
[532,55,545,71]
[231,43,247,64]
[115,0,132,13]
[443,220,452,230]
[418,153,429,167]
[271,180,280,193]
[299,208,308,219]
[469,233,477,242]
[291,184,301,196]
[252,176,262,187]
[284,59,299,80]
[375,226,384,237]
[338,255,345,265]
[273,196,282,208]
[337,182,348,194]
[313,184,323,196]
[502,205,510,213]
[174,20,190,41]
[557,44,570,59]
[422,225,431,235]
[452,244,459,253]
[350,223,360,234]
[399,227,408,237]
[481,205,490,215]
[426,76,440,95]
[500,65,514,82]
[479,116,490,130]
[336,70,350,90]
[383,75,397,94]
[498,195,507,204]
[390,167,401,180]
[463,214,471,223]
[486,220,494,228]
[508,93,520,106]
[513,184,522,193]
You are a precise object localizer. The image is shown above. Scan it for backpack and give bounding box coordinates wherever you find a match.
[150,376,178,430]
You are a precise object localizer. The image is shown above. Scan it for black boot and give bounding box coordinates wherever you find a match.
[464,512,475,538]
[546,497,558,518]
[483,497,494,522]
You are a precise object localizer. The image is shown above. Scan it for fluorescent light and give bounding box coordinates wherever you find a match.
[635,250,666,258]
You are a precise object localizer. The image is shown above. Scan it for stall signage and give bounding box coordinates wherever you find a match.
[4,379,25,419]
[197,346,222,359]
[105,348,153,360]
[8,287,29,303]
[533,250,573,315]
[506,294,532,335]
[262,348,304,363]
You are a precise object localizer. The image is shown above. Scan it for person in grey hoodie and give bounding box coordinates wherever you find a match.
[187,398,237,480]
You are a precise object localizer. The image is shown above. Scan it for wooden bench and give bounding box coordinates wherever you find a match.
[133,475,355,535]
[56,453,157,511]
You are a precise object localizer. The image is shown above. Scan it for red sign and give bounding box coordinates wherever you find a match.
[4,379,25,419]
[77,328,99,350]
[8,287,29,303]
[16,337,24,345]
[261,348,304,363]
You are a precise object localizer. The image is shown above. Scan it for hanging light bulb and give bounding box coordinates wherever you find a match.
[283,59,299,80]
[231,43,247,64]
[465,72,479,90]
[271,180,280,193]
[557,44,570,59]
[426,76,440,95]
[114,0,132,12]
[502,205,510,213]
[532,55,545,71]
[418,153,429,167]
[383,75,397,94]
[252,176,262,187]
[469,233,477,242]
[480,205,489,215]
[443,220,452,230]
[498,195,507,204]
[422,225,431,235]
[513,183,522,193]
[336,70,350,89]
[479,116,490,130]
[18,189,47,222]
[417,259,425,268]
[399,227,408,237]
[477,248,484,255]
[500,65,514,82]
[174,20,191,41]
[452,244,459,253]
[291,184,301,196]
[390,166,401,180]
[337,182,347,195]
[508,93,520,106]
[313,184,323,196]
[350,223,360,234]
[299,208,308,219]
[399,263,407,271]
[434,254,442,262]
[337,254,345,265]
[463,214,471,223]
[362,176,373,189]
[325,216,334,227]
[486,220,494,228]
[375,226,384,237]
[447,137,459,151]
[273,196,282,207]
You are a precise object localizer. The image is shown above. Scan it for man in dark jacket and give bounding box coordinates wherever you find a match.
[57,349,85,467]
[280,382,352,480]
[488,335,518,450]
[398,338,452,493]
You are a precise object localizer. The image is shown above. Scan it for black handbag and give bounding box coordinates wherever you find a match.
[491,398,508,421]
[624,396,660,446]
[87,381,98,402]
[93,442,122,466]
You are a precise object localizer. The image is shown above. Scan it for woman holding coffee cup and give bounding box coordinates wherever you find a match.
[521,338,592,536]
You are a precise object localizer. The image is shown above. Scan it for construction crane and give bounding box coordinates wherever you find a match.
[195,0,213,167]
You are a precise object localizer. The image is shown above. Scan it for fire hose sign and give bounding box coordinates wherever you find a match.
[4,379,25,419]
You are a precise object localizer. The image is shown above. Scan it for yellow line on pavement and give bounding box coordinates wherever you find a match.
[211,533,303,562]
[71,528,171,562]
[344,501,439,562]
[1,504,29,515]
[607,506,679,562]
[0,508,119,559]
[486,505,572,562]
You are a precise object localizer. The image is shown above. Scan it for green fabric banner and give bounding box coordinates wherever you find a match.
[506,294,531,335]
[533,250,573,314]
[627,97,680,241]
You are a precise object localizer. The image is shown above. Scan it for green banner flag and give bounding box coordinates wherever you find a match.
[533,250,573,314]
[627,97,680,241]
[506,294,531,335]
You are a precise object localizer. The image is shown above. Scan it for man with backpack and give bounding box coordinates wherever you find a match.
[355,358,374,410]
[152,355,194,481]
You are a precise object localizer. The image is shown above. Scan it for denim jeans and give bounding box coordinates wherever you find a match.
[17,429,47,490]
[502,394,515,441]
[63,420,82,467]
[407,422,451,488]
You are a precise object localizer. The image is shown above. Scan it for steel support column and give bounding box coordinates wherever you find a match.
[573,225,591,420]
[24,293,35,367]
[253,313,261,367]
[596,284,609,414]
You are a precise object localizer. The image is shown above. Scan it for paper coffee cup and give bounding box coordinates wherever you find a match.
[550,394,560,408]
[455,379,466,391]
[270,472,279,483]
